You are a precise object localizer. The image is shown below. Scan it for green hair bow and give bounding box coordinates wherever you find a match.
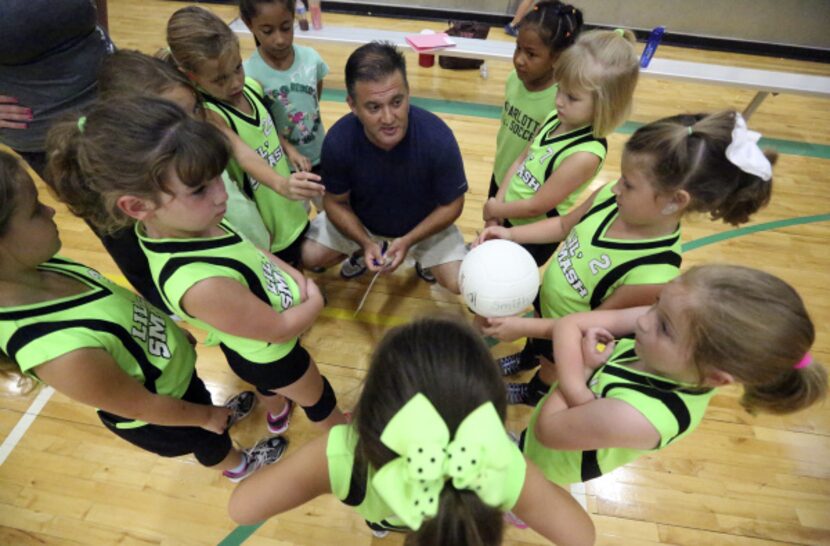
[371,393,520,530]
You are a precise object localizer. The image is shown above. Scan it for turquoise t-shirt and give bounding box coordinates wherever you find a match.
[245,45,329,166]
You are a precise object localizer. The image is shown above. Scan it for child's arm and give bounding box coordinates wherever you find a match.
[476,187,600,247]
[206,111,324,200]
[514,459,596,546]
[481,315,556,342]
[551,307,647,407]
[535,391,661,452]
[483,146,529,226]
[181,275,324,344]
[35,349,231,433]
[485,153,600,221]
[229,432,331,524]
[278,133,312,173]
[595,283,666,311]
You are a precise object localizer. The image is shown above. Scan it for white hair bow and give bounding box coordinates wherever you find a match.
[725,113,772,181]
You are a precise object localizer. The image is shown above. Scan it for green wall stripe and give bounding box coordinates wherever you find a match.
[320,89,830,160]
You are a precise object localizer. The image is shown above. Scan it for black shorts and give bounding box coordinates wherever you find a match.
[221,341,311,395]
[487,174,499,199]
[274,221,310,268]
[98,373,232,467]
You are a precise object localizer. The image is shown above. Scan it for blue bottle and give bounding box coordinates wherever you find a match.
[640,26,665,68]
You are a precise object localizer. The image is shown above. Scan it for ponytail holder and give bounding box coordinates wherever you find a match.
[687,126,693,136]
[725,113,772,181]
[614,28,625,37]
[794,353,812,370]
[77,116,87,132]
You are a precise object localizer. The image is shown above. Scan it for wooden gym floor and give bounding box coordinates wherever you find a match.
[1,1,828,544]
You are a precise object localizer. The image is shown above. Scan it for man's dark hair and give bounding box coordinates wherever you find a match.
[345,41,408,99]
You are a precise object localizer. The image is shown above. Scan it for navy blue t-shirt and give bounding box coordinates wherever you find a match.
[321,105,467,238]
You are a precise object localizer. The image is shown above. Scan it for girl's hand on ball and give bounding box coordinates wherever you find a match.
[474,226,511,247]
[482,316,525,342]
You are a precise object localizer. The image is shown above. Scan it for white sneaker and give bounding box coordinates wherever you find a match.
[223,436,288,482]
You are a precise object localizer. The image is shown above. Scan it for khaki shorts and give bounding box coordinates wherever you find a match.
[306,212,467,269]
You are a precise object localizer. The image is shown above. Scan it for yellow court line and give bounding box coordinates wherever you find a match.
[106,272,412,328]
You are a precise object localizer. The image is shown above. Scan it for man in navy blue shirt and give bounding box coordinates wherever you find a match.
[302,42,467,294]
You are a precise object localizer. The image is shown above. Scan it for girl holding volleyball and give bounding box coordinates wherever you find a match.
[477,110,775,405]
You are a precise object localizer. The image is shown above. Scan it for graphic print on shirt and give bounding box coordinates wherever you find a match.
[130,298,171,359]
[261,259,295,309]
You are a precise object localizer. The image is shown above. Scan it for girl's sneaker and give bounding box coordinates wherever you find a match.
[223,436,288,482]
[224,390,257,428]
[266,399,294,434]
[497,352,538,376]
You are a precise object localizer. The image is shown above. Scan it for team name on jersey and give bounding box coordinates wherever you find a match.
[262,260,295,309]
[557,232,588,297]
[130,299,171,359]
[516,161,541,192]
[503,101,541,141]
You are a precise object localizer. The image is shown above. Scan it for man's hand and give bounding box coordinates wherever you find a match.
[383,237,410,273]
[363,241,388,273]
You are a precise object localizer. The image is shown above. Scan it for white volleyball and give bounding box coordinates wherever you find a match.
[458,239,540,317]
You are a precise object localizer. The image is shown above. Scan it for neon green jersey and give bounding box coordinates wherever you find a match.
[0,257,195,428]
[138,220,301,362]
[504,110,606,225]
[523,338,715,484]
[540,182,682,319]
[203,77,308,252]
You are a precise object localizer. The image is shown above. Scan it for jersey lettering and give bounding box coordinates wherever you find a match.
[262,261,295,309]
[516,163,541,192]
[588,254,612,275]
[557,232,588,297]
[130,300,171,359]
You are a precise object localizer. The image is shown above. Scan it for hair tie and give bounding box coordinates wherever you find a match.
[725,113,772,181]
[77,116,87,132]
[794,353,812,370]
[687,126,693,136]
[371,393,524,530]
[614,28,625,37]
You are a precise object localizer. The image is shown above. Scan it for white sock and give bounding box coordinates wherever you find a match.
[227,453,248,474]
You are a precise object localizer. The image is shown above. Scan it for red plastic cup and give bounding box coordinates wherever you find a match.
[419,53,435,68]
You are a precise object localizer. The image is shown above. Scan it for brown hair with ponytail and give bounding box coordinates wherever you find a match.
[45,96,230,235]
[680,264,827,415]
[353,317,506,546]
[625,110,774,226]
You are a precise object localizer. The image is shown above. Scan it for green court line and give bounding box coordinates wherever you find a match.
[320,89,830,160]
[682,213,830,251]
[217,212,830,546]
[218,525,262,546]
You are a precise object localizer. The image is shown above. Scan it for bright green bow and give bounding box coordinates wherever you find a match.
[371,393,519,530]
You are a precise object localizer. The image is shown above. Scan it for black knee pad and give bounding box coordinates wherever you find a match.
[302,376,337,422]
